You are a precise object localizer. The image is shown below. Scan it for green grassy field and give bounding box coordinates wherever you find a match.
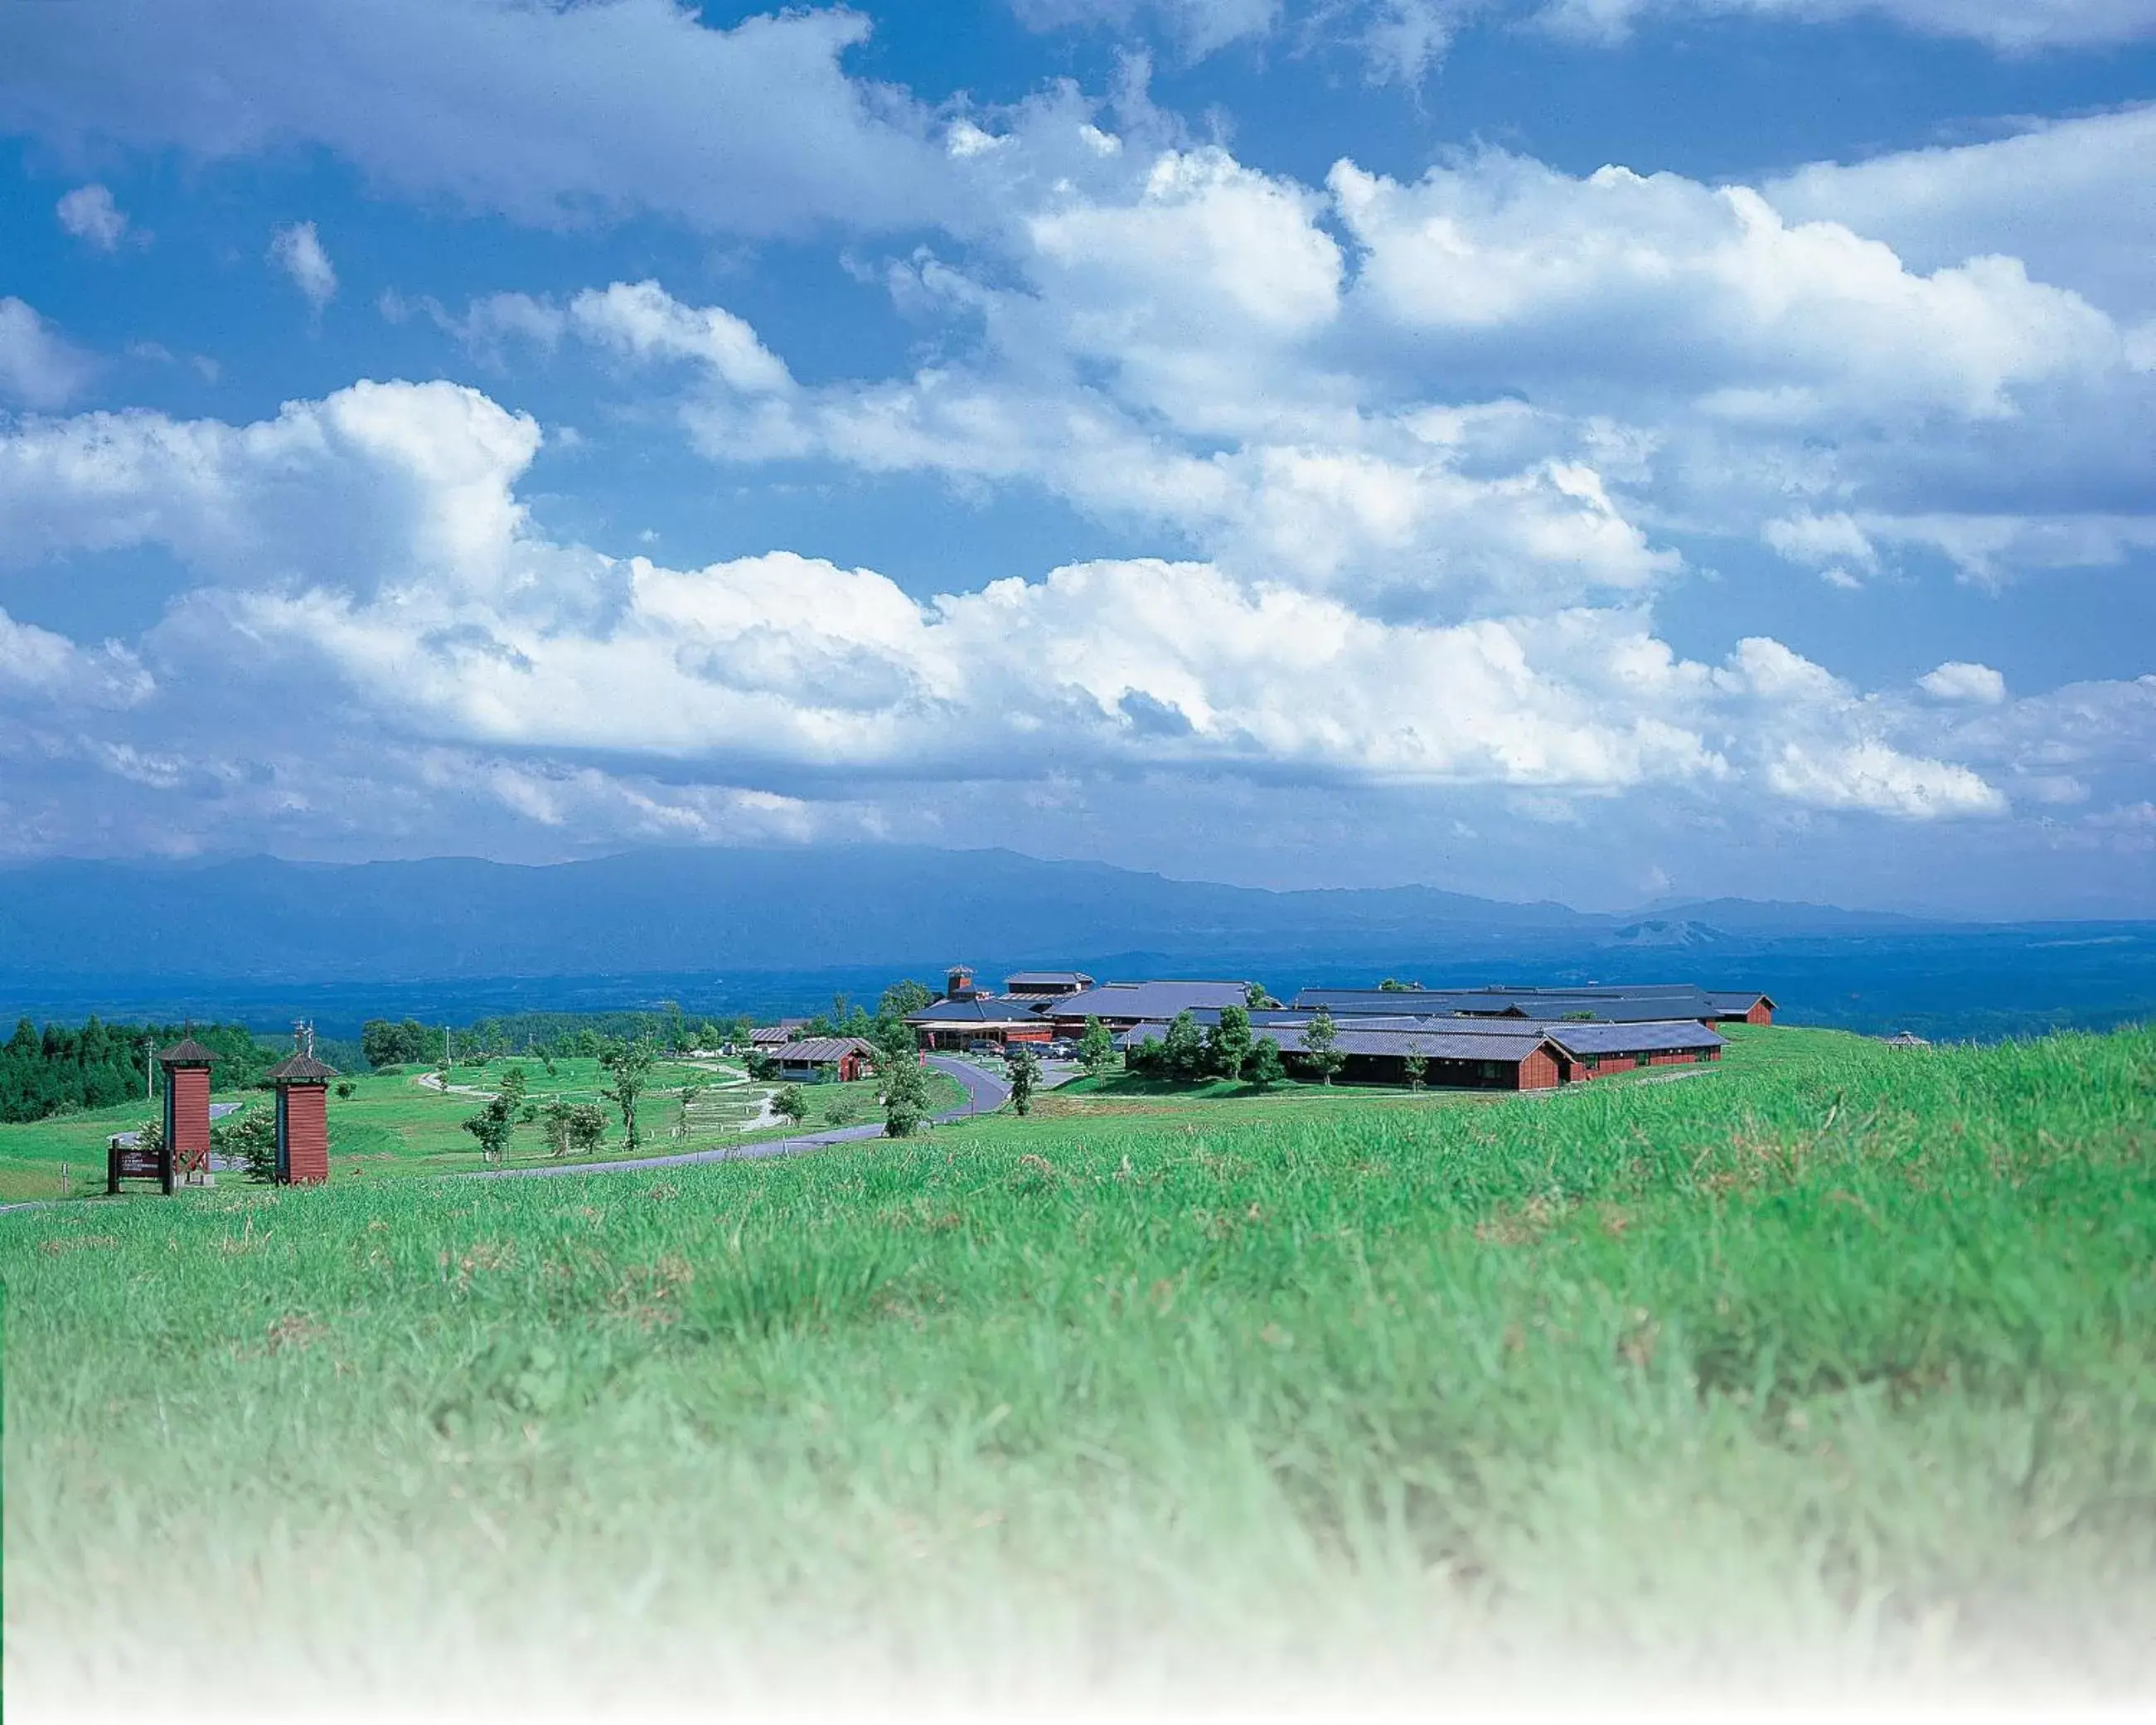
[6,1023,2154,1714]
[0,1054,966,1199]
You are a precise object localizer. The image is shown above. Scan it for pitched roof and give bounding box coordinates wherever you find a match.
[1700,990,1776,1013]
[1050,981,1252,1019]
[1292,983,1768,1024]
[1538,1020,1725,1056]
[1115,1021,1556,1062]
[1258,1024,1556,1062]
[157,1036,219,1064]
[264,1052,339,1082]
[1004,971,1096,988]
[906,996,1049,1025]
[770,1037,877,1063]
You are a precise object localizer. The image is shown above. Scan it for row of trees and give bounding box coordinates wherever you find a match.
[1122,1005,1345,1087]
[366,982,946,1073]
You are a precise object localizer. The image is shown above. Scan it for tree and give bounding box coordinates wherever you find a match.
[1299,1008,1344,1086]
[361,1017,434,1069]
[773,1083,810,1127]
[1244,981,1277,1010]
[599,1038,659,1150]
[877,1027,931,1138]
[1078,1015,1115,1078]
[462,1090,516,1165]
[878,978,934,1021]
[1126,1035,1164,1078]
[213,1104,278,1183]
[1007,1044,1041,1116]
[334,1080,355,1099]
[1378,977,1420,992]
[1247,1038,1286,1091]
[744,1049,779,1082]
[1206,1005,1254,1081]
[540,1099,575,1157]
[1402,1053,1428,1091]
[674,1083,701,1139]
[497,1064,529,1116]
[881,1060,930,1137]
[565,1102,609,1157]
[1161,1010,1208,1084]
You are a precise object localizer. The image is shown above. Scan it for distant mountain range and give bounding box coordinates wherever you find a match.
[0,846,1936,982]
[2,847,2152,1043]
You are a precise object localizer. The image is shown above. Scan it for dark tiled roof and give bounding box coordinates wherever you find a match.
[265,1052,339,1082]
[1004,971,1096,989]
[1051,981,1252,1019]
[1260,1024,1553,1062]
[1116,1021,1554,1063]
[1538,1020,1725,1056]
[907,997,1050,1025]
[157,1036,219,1064]
[1294,983,1768,1024]
[771,1037,877,1063]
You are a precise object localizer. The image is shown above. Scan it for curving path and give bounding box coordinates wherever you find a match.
[472,1054,1011,1180]
[0,1058,1015,1213]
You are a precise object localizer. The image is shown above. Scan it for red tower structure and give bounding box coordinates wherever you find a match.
[266,1029,337,1185]
[160,1036,217,1189]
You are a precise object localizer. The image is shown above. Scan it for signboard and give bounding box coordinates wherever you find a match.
[107,1132,172,1194]
[116,1143,162,1180]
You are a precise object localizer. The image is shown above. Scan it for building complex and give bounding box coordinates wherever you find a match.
[904,972,1775,1091]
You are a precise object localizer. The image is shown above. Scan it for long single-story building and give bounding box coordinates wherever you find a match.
[1118,1012,1723,1089]
[1293,984,1774,1026]
[768,1036,877,1083]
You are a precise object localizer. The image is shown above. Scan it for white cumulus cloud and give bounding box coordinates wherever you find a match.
[0,377,2043,843]
[0,298,93,408]
[1919,661,2008,704]
[56,183,131,250]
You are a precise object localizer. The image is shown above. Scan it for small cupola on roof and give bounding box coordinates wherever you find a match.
[946,965,981,1001]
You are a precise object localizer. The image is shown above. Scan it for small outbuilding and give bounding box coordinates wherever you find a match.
[769,1036,877,1083]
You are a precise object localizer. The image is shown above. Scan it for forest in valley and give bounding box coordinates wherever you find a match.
[0,1018,275,1124]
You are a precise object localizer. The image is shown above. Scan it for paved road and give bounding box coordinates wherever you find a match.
[473,1054,1012,1180]
[0,1057,1016,1212]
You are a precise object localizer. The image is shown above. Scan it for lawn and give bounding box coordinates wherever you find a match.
[5,1023,2154,1716]
[0,1054,966,1196]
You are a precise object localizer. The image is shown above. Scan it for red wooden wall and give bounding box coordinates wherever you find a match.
[168,1064,212,1173]
[283,1085,330,1185]
[1517,1047,1562,1090]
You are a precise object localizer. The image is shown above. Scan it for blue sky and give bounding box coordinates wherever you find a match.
[1,0,2153,917]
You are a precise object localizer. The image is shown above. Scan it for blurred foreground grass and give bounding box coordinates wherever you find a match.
[6,1024,2154,1715]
